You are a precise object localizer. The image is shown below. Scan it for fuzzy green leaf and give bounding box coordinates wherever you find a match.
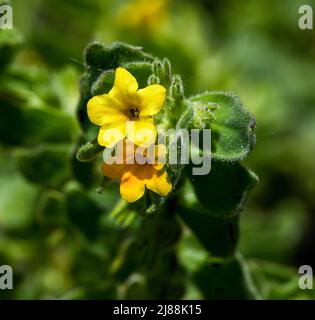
[190,160,258,218]
[190,91,256,161]
[91,61,153,96]
[64,181,103,241]
[193,254,259,300]
[178,204,239,257]
[85,41,154,71]
[0,97,79,146]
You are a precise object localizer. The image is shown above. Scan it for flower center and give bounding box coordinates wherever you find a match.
[128,107,140,120]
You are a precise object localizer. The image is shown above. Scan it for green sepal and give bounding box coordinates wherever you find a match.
[170,75,185,102]
[152,58,172,87]
[76,139,104,162]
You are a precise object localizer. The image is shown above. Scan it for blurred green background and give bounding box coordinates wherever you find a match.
[1,0,315,299]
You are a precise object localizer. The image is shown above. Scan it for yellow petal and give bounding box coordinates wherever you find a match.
[145,169,172,197]
[152,163,164,170]
[98,121,126,148]
[87,94,126,126]
[137,84,166,116]
[109,67,139,105]
[120,170,145,202]
[126,118,157,147]
[102,163,129,179]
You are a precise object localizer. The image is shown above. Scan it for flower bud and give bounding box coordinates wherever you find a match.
[192,102,217,129]
[76,139,103,162]
[162,58,172,84]
[152,59,164,79]
[170,75,184,101]
[147,74,160,85]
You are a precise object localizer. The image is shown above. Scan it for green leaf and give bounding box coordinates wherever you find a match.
[28,0,101,66]
[0,96,79,146]
[178,203,239,257]
[177,161,257,268]
[36,190,67,228]
[190,160,258,218]
[176,101,194,129]
[90,69,115,96]
[91,61,153,96]
[122,61,153,87]
[0,157,39,230]
[248,260,315,300]
[190,91,256,161]
[15,144,72,187]
[193,254,259,300]
[64,181,103,241]
[81,42,154,104]
[84,42,154,71]
[0,29,23,72]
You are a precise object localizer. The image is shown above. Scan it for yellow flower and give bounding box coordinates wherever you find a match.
[117,0,168,30]
[102,140,172,202]
[87,67,166,148]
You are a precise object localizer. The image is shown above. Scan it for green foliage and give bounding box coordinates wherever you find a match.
[0,65,80,146]
[15,144,72,187]
[0,158,39,230]
[177,161,257,257]
[65,181,103,241]
[190,160,258,218]
[74,38,260,299]
[190,91,256,161]
[3,0,311,300]
[178,203,239,257]
[0,105,79,146]
[76,139,104,162]
[36,190,68,228]
[85,42,154,71]
[91,62,153,96]
[0,29,23,71]
[193,254,259,300]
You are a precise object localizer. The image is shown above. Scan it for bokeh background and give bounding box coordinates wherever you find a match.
[1,0,315,299]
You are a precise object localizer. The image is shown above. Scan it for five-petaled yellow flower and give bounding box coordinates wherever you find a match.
[87,67,166,148]
[102,140,172,202]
